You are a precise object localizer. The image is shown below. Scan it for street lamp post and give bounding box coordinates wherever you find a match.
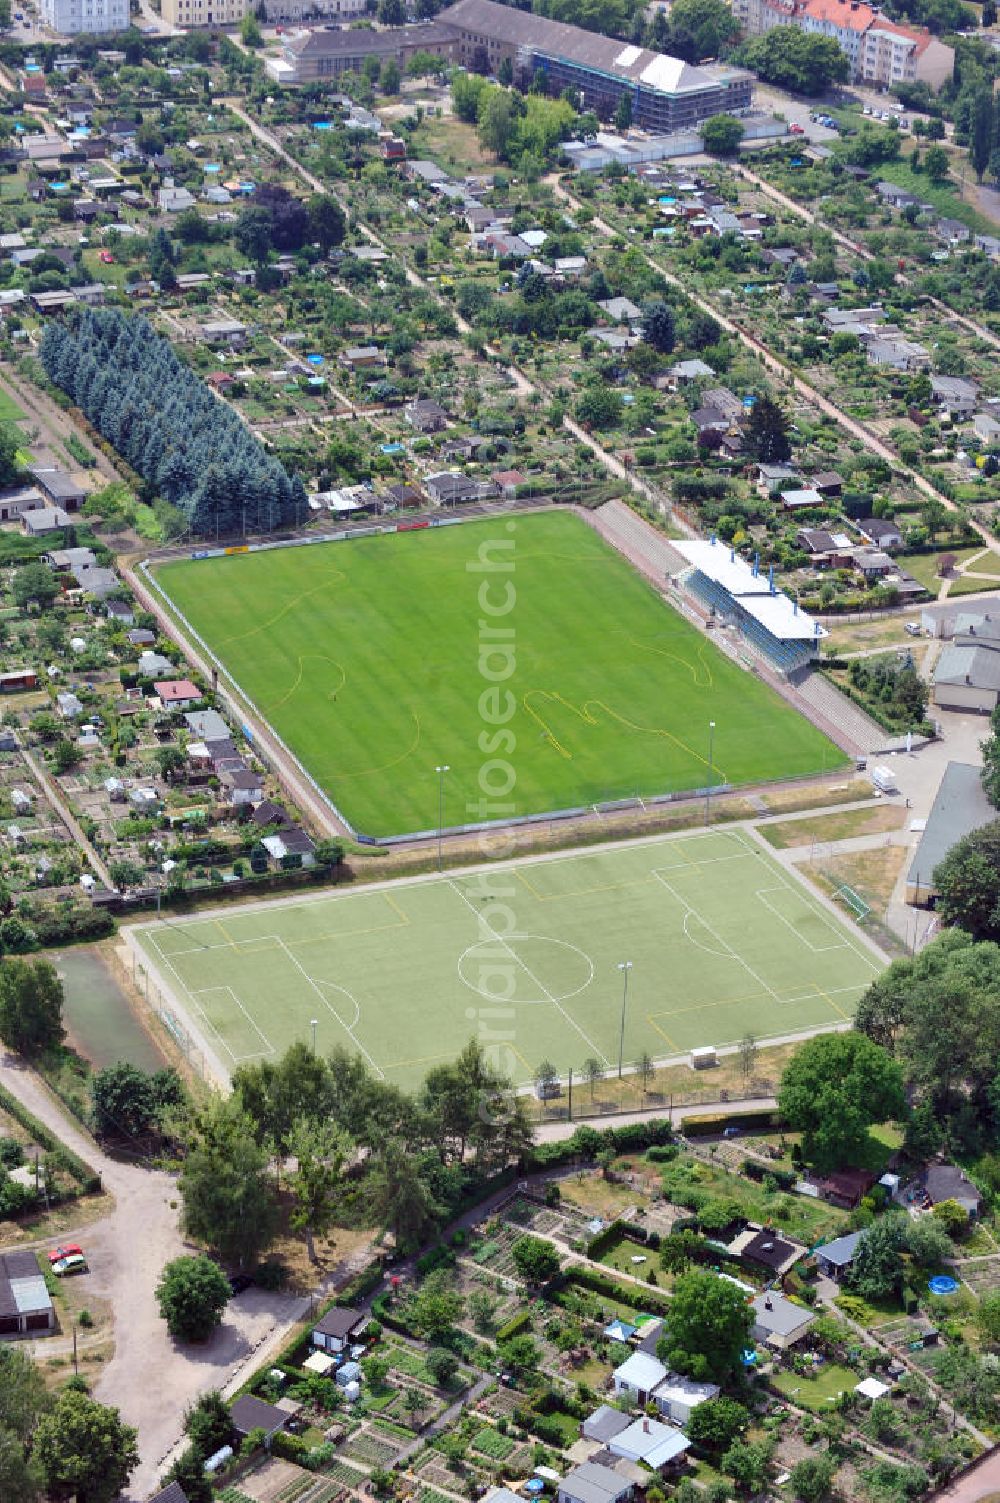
[705,720,716,827]
[617,961,633,1079]
[436,764,450,871]
[310,1018,318,1054]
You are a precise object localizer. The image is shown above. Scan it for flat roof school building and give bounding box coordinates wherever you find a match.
[437,0,752,132]
[268,0,752,129]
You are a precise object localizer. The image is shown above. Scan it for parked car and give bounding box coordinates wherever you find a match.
[228,1273,253,1295]
[789,123,805,134]
[52,1254,88,1277]
[48,1243,84,1263]
[905,622,922,636]
[99,251,114,263]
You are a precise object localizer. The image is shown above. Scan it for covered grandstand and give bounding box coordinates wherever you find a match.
[674,539,827,674]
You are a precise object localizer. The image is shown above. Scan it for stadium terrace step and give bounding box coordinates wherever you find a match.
[792,668,887,758]
[590,498,689,577]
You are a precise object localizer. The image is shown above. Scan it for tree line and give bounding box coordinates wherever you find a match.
[179,1038,533,1272]
[40,309,307,537]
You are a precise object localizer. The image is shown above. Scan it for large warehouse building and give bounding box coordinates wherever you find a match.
[267,0,752,126]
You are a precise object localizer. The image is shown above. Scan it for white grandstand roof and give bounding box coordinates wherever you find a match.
[675,539,772,596]
[675,539,826,643]
[738,592,827,641]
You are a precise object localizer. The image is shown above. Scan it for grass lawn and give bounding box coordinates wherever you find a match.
[396,114,495,174]
[0,388,26,425]
[771,1363,860,1411]
[895,547,984,593]
[835,1290,904,1327]
[760,803,903,850]
[948,575,1000,598]
[959,549,1000,578]
[134,826,882,1086]
[806,845,909,922]
[859,159,994,234]
[662,1150,851,1243]
[473,1426,515,1459]
[599,1234,660,1278]
[153,513,841,836]
[822,617,918,655]
[527,1408,580,1446]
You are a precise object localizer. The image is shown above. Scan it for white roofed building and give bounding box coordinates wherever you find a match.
[674,538,826,674]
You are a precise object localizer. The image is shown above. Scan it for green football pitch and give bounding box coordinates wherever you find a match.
[152,513,841,837]
[132,829,882,1089]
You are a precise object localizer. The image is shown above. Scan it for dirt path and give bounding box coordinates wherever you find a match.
[21,748,113,890]
[930,1451,1000,1503]
[1,367,116,488]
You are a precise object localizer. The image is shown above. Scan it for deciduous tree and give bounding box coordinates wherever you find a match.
[699,115,744,156]
[179,1095,278,1268]
[0,958,64,1056]
[156,1256,230,1343]
[658,1269,753,1381]
[512,1235,560,1284]
[778,1032,905,1170]
[33,1388,138,1503]
[288,1116,351,1262]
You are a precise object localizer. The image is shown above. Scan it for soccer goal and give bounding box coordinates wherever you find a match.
[833,884,871,922]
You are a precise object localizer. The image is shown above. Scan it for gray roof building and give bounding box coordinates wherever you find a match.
[751,1291,814,1348]
[439,0,751,132]
[149,1485,192,1503]
[907,761,996,905]
[582,1405,634,1444]
[916,1163,983,1217]
[815,1230,862,1274]
[230,1394,291,1439]
[941,647,1000,689]
[599,296,642,323]
[0,1250,54,1335]
[184,709,230,741]
[558,1461,633,1503]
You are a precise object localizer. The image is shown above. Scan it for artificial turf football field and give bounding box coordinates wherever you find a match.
[153,512,841,837]
[133,828,882,1089]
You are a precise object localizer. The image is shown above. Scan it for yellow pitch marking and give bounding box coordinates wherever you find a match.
[647,1015,680,1051]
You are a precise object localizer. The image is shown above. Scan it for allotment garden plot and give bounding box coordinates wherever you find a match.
[152,512,840,837]
[133,828,881,1089]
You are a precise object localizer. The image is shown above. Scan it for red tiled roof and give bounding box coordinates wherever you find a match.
[803,0,875,30]
[154,679,199,703]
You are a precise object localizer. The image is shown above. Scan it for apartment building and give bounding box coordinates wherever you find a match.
[733,0,952,88]
[799,0,873,74]
[859,15,954,90]
[161,0,248,27]
[163,0,366,30]
[39,0,128,34]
